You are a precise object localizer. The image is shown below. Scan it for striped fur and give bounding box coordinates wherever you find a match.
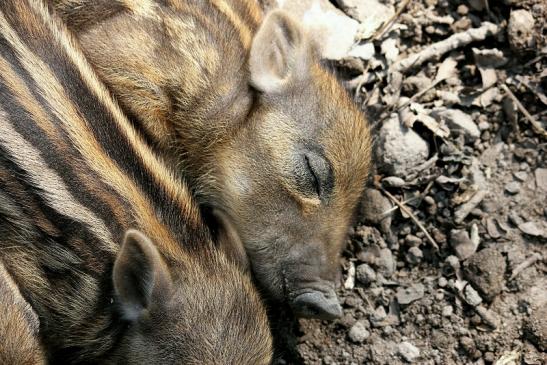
[48,0,372,319]
[0,261,46,365]
[0,0,272,363]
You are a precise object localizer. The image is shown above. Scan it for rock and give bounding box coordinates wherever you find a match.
[344,261,356,289]
[382,176,406,188]
[486,218,502,239]
[442,305,453,317]
[513,171,527,182]
[370,306,387,323]
[438,277,448,288]
[360,189,392,225]
[396,284,425,305]
[525,306,547,351]
[355,263,376,285]
[405,234,422,247]
[431,108,480,141]
[348,320,370,343]
[450,229,478,260]
[535,168,547,191]
[377,114,430,177]
[406,246,423,265]
[464,248,506,301]
[508,9,536,50]
[505,181,521,195]
[463,284,483,306]
[273,0,359,60]
[398,341,420,362]
[377,248,396,278]
[518,222,544,237]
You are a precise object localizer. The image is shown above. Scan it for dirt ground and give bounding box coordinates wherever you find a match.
[267,0,546,364]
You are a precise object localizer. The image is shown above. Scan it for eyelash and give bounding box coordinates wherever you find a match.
[304,155,321,197]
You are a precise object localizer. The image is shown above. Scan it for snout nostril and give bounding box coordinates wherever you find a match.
[291,292,342,320]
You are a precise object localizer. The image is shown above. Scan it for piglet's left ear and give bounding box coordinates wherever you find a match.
[249,10,315,94]
[113,229,173,321]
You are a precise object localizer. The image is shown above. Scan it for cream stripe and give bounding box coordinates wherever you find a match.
[0,9,184,258]
[210,0,252,48]
[27,0,200,226]
[0,107,116,252]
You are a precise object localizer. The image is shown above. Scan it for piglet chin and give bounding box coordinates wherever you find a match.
[291,290,342,320]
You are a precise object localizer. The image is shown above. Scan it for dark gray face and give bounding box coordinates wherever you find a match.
[111,230,272,364]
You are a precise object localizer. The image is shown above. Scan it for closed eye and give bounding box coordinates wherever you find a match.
[304,154,321,197]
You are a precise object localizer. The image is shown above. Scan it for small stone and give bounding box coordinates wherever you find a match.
[450,229,478,260]
[377,114,430,177]
[463,285,483,306]
[356,263,376,285]
[509,212,524,226]
[486,218,502,239]
[508,9,536,50]
[438,277,448,288]
[360,188,392,225]
[518,221,544,237]
[478,120,491,131]
[457,4,468,15]
[348,320,370,343]
[534,168,547,191]
[464,248,506,301]
[432,108,480,141]
[405,234,422,247]
[396,283,425,305]
[406,246,423,265]
[370,306,387,323]
[513,171,527,182]
[443,255,461,276]
[442,305,453,317]
[382,176,406,188]
[377,248,396,278]
[459,336,475,353]
[505,181,520,194]
[398,341,420,362]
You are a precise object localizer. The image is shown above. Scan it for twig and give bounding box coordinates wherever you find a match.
[509,253,542,280]
[501,84,547,139]
[380,187,439,251]
[391,22,500,73]
[380,180,434,217]
[372,0,412,41]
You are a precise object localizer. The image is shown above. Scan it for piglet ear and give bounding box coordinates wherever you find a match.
[249,10,314,93]
[113,229,172,321]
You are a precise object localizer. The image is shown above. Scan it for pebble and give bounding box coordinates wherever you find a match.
[396,283,425,305]
[457,4,468,15]
[359,188,392,226]
[486,217,502,239]
[450,229,478,260]
[370,306,387,323]
[442,305,454,317]
[508,9,536,50]
[438,277,448,288]
[513,171,527,182]
[443,255,461,276]
[406,246,423,265]
[505,181,520,194]
[382,176,406,188]
[405,234,422,247]
[464,285,483,306]
[377,114,430,177]
[464,248,506,301]
[355,263,376,285]
[398,341,420,362]
[518,221,544,237]
[377,248,396,278]
[348,320,370,343]
[535,168,547,191]
[431,108,480,141]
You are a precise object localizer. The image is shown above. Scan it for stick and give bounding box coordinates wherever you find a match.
[509,253,542,280]
[391,22,500,73]
[380,188,439,251]
[501,84,547,139]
